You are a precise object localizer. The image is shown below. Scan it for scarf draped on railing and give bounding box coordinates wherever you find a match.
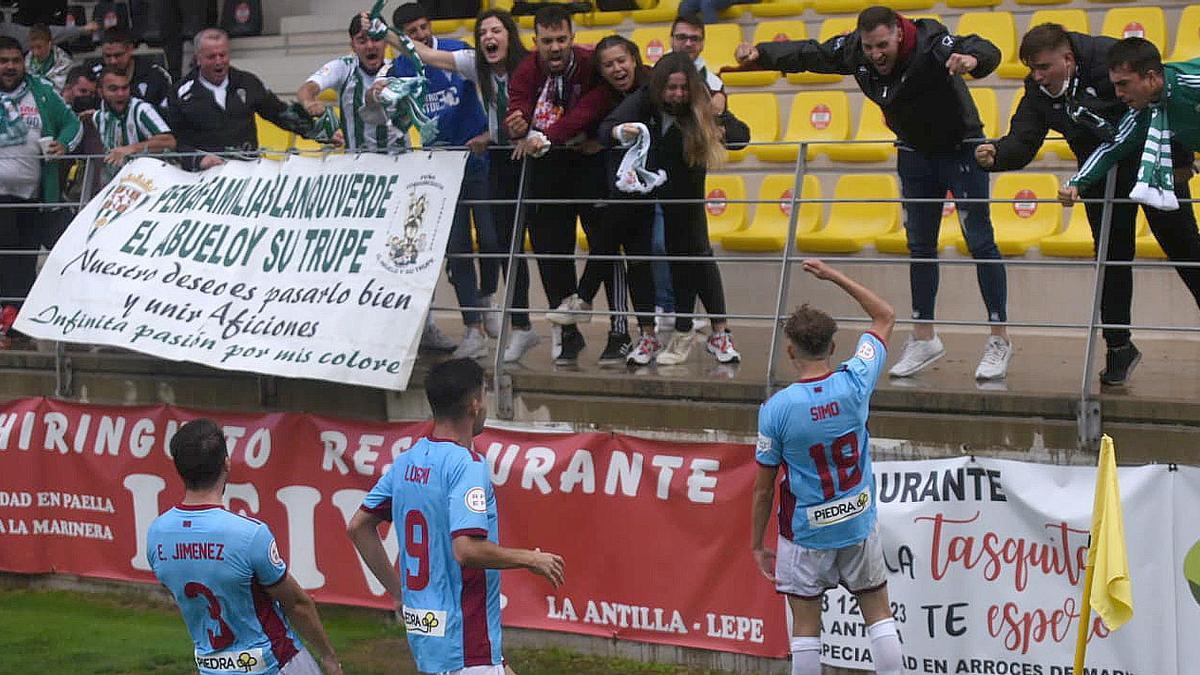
[613,122,666,194]
[1130,103,1178,211]
[0,80,30,148]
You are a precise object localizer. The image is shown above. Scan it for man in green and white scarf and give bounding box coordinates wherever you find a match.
[94,67,175,183]
[1063,38,1200,211]
[24,24,72,93]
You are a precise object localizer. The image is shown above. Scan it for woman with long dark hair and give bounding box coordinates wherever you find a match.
[408,10,541,362]
[598,52,747,366]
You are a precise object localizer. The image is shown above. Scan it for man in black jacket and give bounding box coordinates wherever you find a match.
[89,29,172,111]
[737,5,1012,382]
[165,28,304,171]
[975,24,1200,385]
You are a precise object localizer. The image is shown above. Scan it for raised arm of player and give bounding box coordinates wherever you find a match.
[263,574,343,675]
[802,258,895,343]
[749,463,778,582]
[452,535,566,587]
[346,510,404,607]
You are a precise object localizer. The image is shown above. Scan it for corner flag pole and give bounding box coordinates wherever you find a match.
[1073,539,1096,672]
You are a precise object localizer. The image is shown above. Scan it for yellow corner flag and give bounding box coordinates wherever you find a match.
[1074,434,1133,672]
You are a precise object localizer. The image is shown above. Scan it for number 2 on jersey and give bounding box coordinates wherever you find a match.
[404,510,430,591]
[183,581,236,650]
[808,432,862,500]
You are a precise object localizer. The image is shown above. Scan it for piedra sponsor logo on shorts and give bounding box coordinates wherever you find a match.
[194,647,267,673]
[806,486,871,528]
[403,606,448,637]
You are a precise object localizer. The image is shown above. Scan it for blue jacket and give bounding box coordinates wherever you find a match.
[389,37,487,168]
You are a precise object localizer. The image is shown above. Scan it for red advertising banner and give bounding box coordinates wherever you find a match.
[0,398,787,658]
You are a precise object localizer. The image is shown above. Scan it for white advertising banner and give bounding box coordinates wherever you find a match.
[820,456,1190,674]
[16,152,467,390]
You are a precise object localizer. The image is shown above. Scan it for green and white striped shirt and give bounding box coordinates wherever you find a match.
[306,54,409,153]
[95,96,170,151]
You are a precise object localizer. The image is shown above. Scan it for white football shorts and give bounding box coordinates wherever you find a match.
[774,525,887,599]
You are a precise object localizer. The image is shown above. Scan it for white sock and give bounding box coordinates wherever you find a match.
[790,636,821,675]
[868,618,903,675]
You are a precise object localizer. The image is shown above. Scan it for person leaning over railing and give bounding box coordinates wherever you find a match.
[94,66,176,185]
[165,28,311,171]
[598,52,748,367]
[737,5,1014,382]
[24,24,72,94]
[404,9,544,364]
[546,35,656,366]
[978,26,1200,387]
[0,35,81,345]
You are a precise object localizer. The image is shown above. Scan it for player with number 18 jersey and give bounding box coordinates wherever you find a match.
[358,437,503,673]
[756,331,887,550]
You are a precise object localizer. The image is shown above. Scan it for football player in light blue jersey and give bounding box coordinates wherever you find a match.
[750,259,902,675]
[348,358,565,675]
[147,419,342,675]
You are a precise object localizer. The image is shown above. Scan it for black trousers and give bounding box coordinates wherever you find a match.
[526,151,610,313]
[1085,156,1200,347]
[578,202,657,333]
[489,148,531,329]
[663,202,727,332]
[157,0,213,80]
[0,200,63,308]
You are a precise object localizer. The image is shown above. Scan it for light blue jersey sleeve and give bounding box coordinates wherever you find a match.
[361,465,396,521]
[840,332,888,400]
[447,452,490,537]
[248,525,288,586]
[756,402,783,467]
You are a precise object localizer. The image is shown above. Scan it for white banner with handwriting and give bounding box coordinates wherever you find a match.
[17,152,467,389]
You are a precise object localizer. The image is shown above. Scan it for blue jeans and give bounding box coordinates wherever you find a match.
[677,0,734,23]
[651,203,674,312]
[467,158,502,299]
[447,159,492,326]
[898,144,1006,323]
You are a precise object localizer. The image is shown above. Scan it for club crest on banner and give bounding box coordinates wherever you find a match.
[380,184,444,274]
[90,173,156,242]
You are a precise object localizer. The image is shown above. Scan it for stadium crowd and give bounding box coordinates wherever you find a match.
[0,1,1194,388]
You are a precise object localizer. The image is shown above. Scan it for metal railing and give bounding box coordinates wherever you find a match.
[21,141,1199,448]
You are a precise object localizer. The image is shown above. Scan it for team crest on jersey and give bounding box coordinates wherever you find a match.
[755,434,774,457]
[195,647,267,673]
[806,485,871,528]
[856,340,877,362]
[268,539,283,566]
[379,183,445,274]
[402,607,448,637]
[90,173,156,242]
[465,487,487,513]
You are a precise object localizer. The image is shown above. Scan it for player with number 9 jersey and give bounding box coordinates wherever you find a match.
[358,437,503,673]
[757,331,887,550]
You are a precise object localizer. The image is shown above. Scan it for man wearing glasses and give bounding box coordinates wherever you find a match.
[975,24,1200,386]
[670,14,725,114]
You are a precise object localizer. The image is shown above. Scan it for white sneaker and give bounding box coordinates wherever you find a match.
[656,331,695,365]
[452,326,488,359]
[550,325,563,361]
[545,294,591,325]
[502,328,540,363]
[888,335,945,377]
[479,294,502,338]
[420,316,457,352]
[974,335,1012,380]
[706,330,741,363]
[626,333,663,366]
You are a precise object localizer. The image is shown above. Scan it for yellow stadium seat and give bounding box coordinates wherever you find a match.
[631,26,671,65]
[750,0,809,18]
[875,190,966,253]
[1007,89,1074,160]
[725,21,807,86]
[906,13,942,25]
[1039,205,1094,257]
[1027,9,1089,35]
[1135,211,1167,259]
[1170,6,1200,61]
[812,0,868,14]
[1014,0,1069,6]
[1100,7,1166,55]
[957,12,1023,79]
[431,18,464,33]
[699,24,742,74]
[573,29,612,48]
[723,175,822,251]
[255,114,292,155]
[946,0,998,9]
[798,174,900,253]
[962,173,1061,255]
[725,93,780,161]
[787,18,852,85]
[579,8,626,26]
[630,0,680,24]
[704,175,749,241]
[971,87,998,138]
[825,100,894,162]
[758,91,852,163]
